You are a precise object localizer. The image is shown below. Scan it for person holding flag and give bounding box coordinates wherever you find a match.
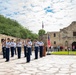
[47,34,51,47]
[47,34,51,55]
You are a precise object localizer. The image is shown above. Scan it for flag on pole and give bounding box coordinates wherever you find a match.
[42,21,44,29]
[47,34,51,48]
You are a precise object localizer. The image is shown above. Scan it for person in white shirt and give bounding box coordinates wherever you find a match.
[26,38,32,63]
[23,40,27,57]
[14,41,17,55]
[39,40,44,58]
[5,38,11,62]
[10,39,15,57]
[2,39,6,58]
[16,39,22,59]
[34,39,39,59]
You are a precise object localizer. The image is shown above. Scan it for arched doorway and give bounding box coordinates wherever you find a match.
[72,41,76,51]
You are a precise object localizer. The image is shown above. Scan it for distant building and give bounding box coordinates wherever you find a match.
[43,21,76,50]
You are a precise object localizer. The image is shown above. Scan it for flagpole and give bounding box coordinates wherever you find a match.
[42,21,44,29]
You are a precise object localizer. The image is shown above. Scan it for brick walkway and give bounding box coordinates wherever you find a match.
[0,52,76,75]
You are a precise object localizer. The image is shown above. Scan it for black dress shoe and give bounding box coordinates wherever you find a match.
[26,61,30,63]
[24,56,26,58]
[34,58,38,60]
[5,60,9,62]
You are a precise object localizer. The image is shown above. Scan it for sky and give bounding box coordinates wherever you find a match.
[0,0,76,33]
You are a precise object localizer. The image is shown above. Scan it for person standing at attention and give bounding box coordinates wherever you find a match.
[26,38,32,63]
[2,39,6,58]
[10,39,15,57]
[5,38,11,62]
[39,40,44,58]
[34,39,39,59]
[23,39,27,57]
[14,41,17,55]
[16,39,22,59]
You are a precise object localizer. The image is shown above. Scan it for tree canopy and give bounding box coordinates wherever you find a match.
[38,29,46,36]
[0,15,38,40]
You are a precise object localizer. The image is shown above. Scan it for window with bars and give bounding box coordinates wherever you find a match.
[54,41,56,44]
[73,32,76,36]
[54,33,56,37]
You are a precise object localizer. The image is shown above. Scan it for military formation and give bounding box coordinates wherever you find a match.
[1,38,45,62]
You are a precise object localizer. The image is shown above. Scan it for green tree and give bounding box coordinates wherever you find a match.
[38,29,46,36]
[0,14,38,40]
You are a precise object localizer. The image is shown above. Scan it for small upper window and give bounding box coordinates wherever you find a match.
[54,33,56,37]
[54,41,56,44]
[73,32,76,36]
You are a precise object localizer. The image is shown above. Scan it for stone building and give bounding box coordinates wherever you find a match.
[0,34,24,53]
[44,21,76,50]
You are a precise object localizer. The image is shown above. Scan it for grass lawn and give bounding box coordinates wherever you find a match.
[51,51,76,55]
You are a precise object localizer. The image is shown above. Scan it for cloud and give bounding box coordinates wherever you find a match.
[0,0,76,33]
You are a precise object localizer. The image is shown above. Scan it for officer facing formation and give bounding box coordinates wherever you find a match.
[26,38,32,63]
[34,39,39,59]
[10,39,15,57]
[16,39,22,59]
[5,38,11,62]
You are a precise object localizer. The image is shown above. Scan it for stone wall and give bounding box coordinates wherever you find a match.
[59,21,76,47]
[0,34,24,52]
[47,32,60,47]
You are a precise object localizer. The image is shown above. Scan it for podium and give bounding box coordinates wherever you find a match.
[43,45,46,56]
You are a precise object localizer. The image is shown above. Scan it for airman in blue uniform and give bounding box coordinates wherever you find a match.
[34,39,39,59]
[5,38,11,62]
[16,39,22,59]
[14,41,17,55]
[10,39,15,57]
[39,40,44,58]
[2,39,6,58]
[23,40,27,57]
[26,38,32,63]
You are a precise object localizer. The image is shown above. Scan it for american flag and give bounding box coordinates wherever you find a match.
[47,34,51,48]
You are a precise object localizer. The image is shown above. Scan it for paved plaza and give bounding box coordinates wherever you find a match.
[0,52,76,75]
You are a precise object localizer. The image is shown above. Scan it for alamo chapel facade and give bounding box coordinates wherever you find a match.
[43,21,76,50]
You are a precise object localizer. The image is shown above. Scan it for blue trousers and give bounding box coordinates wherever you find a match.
[35,47,38,59]
[6,48,10,61]
[26,48,31,62]
[11,47,14,57]
[2,47,6,58]
[17,47,21,59]
[14,47,17,55]
[40,46,43,58]
[24,46,27,57]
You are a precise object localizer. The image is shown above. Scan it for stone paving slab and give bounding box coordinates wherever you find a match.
[0,53,76,75]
